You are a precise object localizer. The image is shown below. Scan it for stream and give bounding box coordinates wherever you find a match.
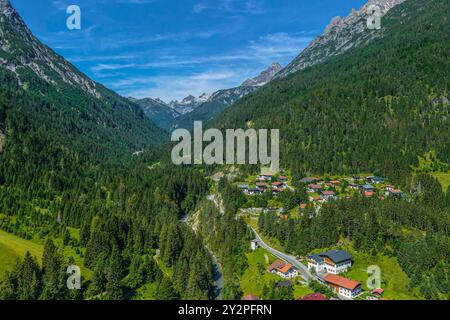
[180,212,224,300]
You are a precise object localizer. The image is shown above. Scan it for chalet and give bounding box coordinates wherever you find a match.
[370,177,385,184]
[238,184,249,191]
[307,250,353,275]
[361,184,375,191]
[300,293,327,301]
[321,190,336,200]
[299,203,307,212]
[307,184,322,193]
[321,274,362,299]
[364,191,374,197]
[388,189,403,197]
[348,183,359,190]
[247,188,263,195]
[272,182,284,190]
[310,196,326,204]
[300,177,317,184]
[279,176,288,183]
[250,240,259,251]
[385,185,395,192]
[256,183,268,192]
[330,180,340,186]
[268,260,299,279]
[372,288,384,296]
[257,174,273,182]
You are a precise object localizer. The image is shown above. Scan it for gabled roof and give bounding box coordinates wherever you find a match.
[279,263,293,274]
[307,254,324,263]
[323,250,352,263]
[268,259,286,272]
[324,274,361,291]
[372,288,384,295]
[308,250,352,264]
[308,184,322,189]
[322,191,336,196]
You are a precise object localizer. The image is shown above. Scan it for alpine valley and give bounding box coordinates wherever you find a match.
[0,0,448,302]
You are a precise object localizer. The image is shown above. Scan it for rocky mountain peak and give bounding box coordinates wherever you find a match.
[241,62,282,87]
[0,0,100,97]
[276,0,406,78]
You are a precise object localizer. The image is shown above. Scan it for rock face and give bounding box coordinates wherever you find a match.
[276,0,406,78]
[0,0,100,97]
[0,0,165,154]
[169,94,211,115]
[241,63,282,87]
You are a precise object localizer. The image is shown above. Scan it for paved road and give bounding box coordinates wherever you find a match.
[250,227,313,283]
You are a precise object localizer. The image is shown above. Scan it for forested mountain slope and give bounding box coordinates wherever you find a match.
[0,0,217,301]
[0,0,164,162]
[213,0,449,181]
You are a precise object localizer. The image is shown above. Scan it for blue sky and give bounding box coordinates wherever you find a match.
[11,0,367,102]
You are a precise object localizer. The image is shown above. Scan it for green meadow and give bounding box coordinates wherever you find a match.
[240,248,313,299]
[0,229,44,278]
[0,229,91,280]
[431,172,450,192]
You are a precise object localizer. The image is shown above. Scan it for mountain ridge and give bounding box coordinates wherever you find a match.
[0,0,165,158]
[134,62,282,130]
[276,0,406,78]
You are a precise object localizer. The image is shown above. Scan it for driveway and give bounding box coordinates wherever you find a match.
[250,227,313,283]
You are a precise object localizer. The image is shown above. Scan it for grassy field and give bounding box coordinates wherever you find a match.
[0,229,92,281]
[309,243,423,300]
[240,248,313,299]
[432,172,450,192]
[133,282,158,300]
[0,229,43,278]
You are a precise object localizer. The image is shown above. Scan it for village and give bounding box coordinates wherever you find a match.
[237,173,405,213]
[243,242,386,301]
[231,172,406,300]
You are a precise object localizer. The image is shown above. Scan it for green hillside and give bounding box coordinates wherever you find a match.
[213,0,449,180]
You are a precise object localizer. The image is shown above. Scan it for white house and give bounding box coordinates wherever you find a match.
[321,274,362,299]
[307,250,353,275]
[268,259,298,279]
[250,240,259,251]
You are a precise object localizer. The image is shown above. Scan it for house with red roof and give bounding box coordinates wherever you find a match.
[307,184,323,193]
[267,259,299,279]
[364,191,374,197]
[321,274,362,299]
[372,288,384,296]
[321,190,336,200]
[272,182,284,190]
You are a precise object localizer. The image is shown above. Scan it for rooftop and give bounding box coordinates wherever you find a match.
[324,274,361,291]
